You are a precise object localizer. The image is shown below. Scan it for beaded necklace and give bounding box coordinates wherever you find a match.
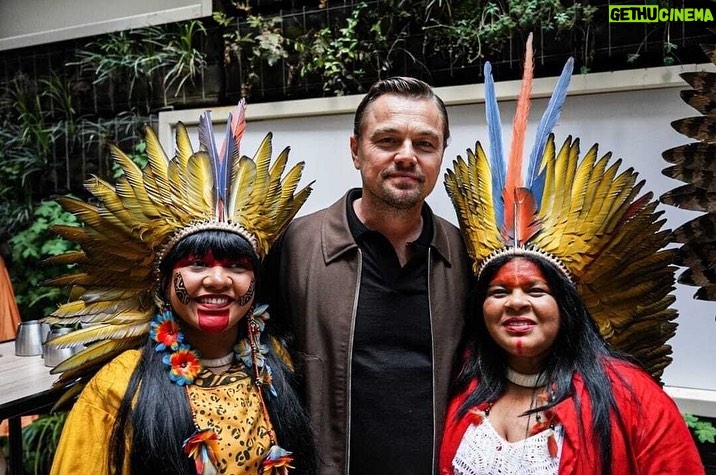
[150,306,293,474]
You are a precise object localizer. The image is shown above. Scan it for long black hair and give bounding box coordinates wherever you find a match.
[454,253,635,475]
[108,230,316,474]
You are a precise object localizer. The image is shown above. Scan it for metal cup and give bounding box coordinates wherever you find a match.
[40,321,51,343]
[14,320,45,356]
[43,327,81,367]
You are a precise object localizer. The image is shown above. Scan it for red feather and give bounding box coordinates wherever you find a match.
[502,187,540,246]
[219,99,246,162]
[547,429,558,458]
[505,33,534,193]
[467,403,491,426]
[499,36,540,248]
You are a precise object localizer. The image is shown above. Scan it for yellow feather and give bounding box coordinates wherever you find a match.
[250,133,274,211]
[184,151,214,216]
[47,322,150,349]
[51,336,145,375]
[444,142,502,269]
[229,156,257,218]
[175,122,194,164]
[569,144,600,219]
[584,158,621,226]
[268,335,294,372]
[109,144,159,219]
[577,151,610,220]
[85,176,143,227]
[43,251,86,266]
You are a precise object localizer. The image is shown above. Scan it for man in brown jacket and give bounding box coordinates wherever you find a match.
[265,77,471,474]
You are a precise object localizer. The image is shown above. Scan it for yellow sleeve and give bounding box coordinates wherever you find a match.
[50,350,141,475]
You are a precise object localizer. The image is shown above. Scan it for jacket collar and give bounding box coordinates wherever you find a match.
[321,189,456,266]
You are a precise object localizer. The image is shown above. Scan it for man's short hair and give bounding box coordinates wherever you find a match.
[353,77,450,147]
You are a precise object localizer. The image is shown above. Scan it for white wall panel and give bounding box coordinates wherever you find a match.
[0,0,211,51]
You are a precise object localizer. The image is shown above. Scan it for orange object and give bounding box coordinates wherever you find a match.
[0,415,38,436]
[0,255,21,341]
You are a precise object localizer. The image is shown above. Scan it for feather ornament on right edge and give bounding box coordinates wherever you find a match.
[660,37,716,301]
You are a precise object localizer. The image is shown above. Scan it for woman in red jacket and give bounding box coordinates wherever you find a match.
[438,253,703,474]
[440,33,704,474]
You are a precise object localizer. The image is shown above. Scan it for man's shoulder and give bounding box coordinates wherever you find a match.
[285,206,328,236]
[432,213,460,232]
[285,194,346,235]
[431,213,465,243]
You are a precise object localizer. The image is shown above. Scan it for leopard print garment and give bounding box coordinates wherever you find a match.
[188,365,272,473]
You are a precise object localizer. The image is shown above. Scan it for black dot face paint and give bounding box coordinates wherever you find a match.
[238,278,255,306]
[173,271,191,305]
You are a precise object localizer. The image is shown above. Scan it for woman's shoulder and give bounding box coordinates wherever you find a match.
[602,358,660,386]
[569,357,666,404]
[599,357,675,407]
[81,349,142,403]
[93,349,142,379]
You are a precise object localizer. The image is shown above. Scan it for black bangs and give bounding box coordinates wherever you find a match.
[160,230,260,275]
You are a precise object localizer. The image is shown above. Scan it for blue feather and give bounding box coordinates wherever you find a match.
[527,57,574,206]
[198,110,227,214]
[484,61,505,229]
[219,113,235,201]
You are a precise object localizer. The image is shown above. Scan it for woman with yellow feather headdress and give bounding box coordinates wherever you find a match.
[46,101,316,474]
[439,35,703,474]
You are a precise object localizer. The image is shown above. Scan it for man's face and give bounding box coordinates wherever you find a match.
[350,94,445,210]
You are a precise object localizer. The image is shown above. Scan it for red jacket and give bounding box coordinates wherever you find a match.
[439,359,704,474]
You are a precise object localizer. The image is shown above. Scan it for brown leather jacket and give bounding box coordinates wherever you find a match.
[268,191,471,474]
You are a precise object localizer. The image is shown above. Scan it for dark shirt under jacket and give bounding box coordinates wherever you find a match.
[346,189,434,475]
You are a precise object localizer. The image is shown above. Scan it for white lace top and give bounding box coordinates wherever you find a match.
[452,419,564,475]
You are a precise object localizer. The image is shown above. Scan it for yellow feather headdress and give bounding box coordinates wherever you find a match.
[445,34,678,380]
[44,100,313,396]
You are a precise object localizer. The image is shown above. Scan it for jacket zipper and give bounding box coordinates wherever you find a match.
[427,247,437,472]
[345,249,363,474]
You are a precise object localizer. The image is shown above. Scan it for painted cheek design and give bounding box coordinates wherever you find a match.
[173,272,191,305]
[238,278,255,306]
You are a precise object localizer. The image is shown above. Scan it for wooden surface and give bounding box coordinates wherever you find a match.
[0,340,63,475]
[0,340,58,418]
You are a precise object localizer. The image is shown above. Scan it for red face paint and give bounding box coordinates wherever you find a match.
[489,258,546,291]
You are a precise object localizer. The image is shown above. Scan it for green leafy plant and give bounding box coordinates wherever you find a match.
[215,11,288,97]
[8,200,79,320]
[162,20,208,97]
[0,73,57,234]
[424,0,597,66]
[621,0,680,66]
[293,2,372,96]
[684,413,716,444]
[72,28,164,106]
[295,23,365,95]
[22,412,68,475]
[72,21,207,105]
